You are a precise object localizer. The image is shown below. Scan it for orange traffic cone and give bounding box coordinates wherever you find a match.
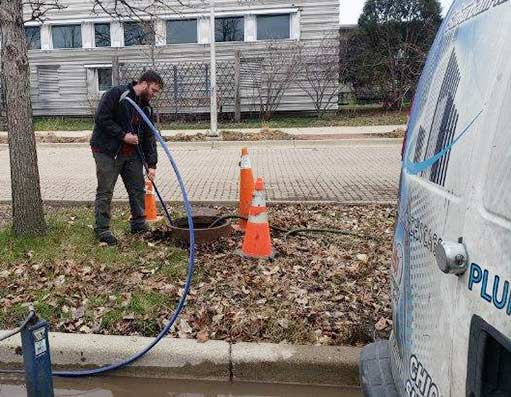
[237,147,255,231]
[144,180,159,222]
[237,177,275,259]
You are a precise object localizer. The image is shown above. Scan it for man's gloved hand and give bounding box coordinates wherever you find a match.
[147,168,156,181]
[123,132,139,145]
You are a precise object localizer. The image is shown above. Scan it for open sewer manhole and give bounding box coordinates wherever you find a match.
[168,215,233,245]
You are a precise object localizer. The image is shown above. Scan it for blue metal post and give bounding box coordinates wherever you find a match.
[20,319,54,397]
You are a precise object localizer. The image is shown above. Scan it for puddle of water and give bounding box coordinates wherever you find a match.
[0,375,362,397]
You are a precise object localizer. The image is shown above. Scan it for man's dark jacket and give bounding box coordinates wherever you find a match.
[90,82,157,168]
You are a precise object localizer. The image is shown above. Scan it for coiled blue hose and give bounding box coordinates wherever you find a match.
[53,96,196,377]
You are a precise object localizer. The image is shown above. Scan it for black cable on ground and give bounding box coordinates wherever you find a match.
[209,215,245,228]
[283,228,380,242]
[209,214,378,242]
[208,214,288,233]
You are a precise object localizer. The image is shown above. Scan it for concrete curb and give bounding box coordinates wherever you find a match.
[232,342,360,386]
[0,332,230,381]
[0,125,406,138]
[0,332,361,386]
[0,138,402,150]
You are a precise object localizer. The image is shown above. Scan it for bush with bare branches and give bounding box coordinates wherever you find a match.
[253,41,303,121]
[298,33,348,118]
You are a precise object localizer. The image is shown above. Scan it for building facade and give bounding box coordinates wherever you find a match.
[19,0,340,116]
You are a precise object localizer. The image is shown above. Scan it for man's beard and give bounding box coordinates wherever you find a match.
[140,88,151,102]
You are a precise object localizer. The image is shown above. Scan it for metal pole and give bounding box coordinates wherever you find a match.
[21,317,54,397]
[112,56,120,85]
[234,49,241,123]
[209,0,218,137]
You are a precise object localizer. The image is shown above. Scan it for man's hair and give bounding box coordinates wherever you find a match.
[139,70,164,88]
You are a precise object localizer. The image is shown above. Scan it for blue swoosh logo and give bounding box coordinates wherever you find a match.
[405,108,484,175]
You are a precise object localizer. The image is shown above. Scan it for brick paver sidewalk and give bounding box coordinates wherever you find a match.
[0,141,401,203]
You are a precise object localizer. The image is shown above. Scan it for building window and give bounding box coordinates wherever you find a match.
[124,22,155,46]
[257,14,290,40]
[25,26,41,50]
[166,19,197,44]
[215,17,244,42]
[95,23,111,47]
[97,68,113,92]
[52,24,82,49]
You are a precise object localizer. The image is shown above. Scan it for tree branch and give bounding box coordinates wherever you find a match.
[22,0,66,23]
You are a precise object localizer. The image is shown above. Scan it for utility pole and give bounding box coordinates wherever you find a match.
[208,0,219,137]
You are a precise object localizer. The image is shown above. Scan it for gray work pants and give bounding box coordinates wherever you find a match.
[93,151,145,235]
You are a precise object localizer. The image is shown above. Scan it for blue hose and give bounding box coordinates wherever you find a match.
[53,97,196,377]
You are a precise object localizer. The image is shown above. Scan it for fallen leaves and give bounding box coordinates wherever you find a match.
[196,329,210,343]
[163,129,294,142]
[177,319,193,338]
[375,317,393,331]
[0,203,395,347]
[277,319,290,329]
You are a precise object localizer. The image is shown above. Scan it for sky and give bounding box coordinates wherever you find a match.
[340,0,455,25]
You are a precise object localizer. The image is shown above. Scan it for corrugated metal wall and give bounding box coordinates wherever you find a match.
[21,0,340,116]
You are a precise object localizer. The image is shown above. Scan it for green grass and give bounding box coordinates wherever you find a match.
[88,295,110,307]
[129,291,171,315]
[33,117,94,131]
[0,206,188,334]
[33,301,55,324]
[134,319,161,336]
[31,108,408,132]
[157,249,188,279]
[127,292,172,336]
[0,208,132,269]
[0,208,181,271]
[161,109,407,130]
[0,222,64,265]
[100,308,124,329]
[8,303,30,324]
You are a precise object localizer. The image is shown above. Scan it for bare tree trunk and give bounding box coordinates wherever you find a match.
[0,0,47,235]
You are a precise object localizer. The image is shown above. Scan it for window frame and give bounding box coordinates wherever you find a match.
[25,26,41,50]
[51,24,83,49]
[166,18,198,45]
[123,21,155,47]
[94,23,111,48]
[256,14,291,41]
[215,16,245,43]
[96,67,113,93]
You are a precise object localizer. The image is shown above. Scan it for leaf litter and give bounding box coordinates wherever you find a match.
[0,203,395,347]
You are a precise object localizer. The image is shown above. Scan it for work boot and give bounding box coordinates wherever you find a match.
[131,223,150,234]
[97,231,118,246]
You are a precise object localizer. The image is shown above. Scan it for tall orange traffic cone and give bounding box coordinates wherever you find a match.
[237,177,275,259]
[144,180,159,222]
[237,147,255,231]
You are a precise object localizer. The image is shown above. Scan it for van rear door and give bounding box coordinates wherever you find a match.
[389,2,511,395]
[452,39,511,396]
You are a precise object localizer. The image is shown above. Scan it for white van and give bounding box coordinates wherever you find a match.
[360,0,511,396]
